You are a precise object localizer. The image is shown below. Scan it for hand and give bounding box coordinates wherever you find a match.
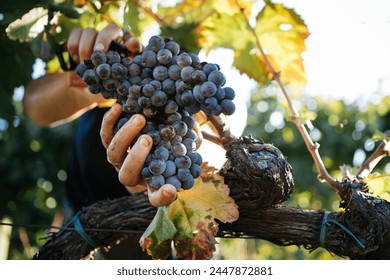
[100,103,178,207]
[66,23,142,64]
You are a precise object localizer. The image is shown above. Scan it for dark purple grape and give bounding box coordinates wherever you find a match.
[149,159,166,175]
[82,69,99,86]
[106,51,121,65]
[220,99,236,115]
[91,50,106,66]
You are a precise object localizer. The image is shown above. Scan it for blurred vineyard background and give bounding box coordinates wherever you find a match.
[1,0,389,260]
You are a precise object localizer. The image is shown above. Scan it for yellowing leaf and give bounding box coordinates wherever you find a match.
[139,206,176,260]
[168,177,239,259]
[233,44,272,86]
[365,174,390,201]
[139,168,238,260]
[255,2,309,86]
[174,220,219,260]
[199,11,252,53]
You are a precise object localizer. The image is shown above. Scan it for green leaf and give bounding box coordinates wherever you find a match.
[139,206,176,260]
[29,31,60,61]
[6,7,48,42]
[51,2,81,19]
[124,1,154,38]
[161,23,201,54]
[254,2,309,85]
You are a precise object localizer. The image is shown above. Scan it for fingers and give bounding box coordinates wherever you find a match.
[100,103,122,149]
[66,28,83,62]
[147,185,177,207]
[78,28,98,62]
[107,115,146,170]
[94,23,123,52]
[118,135,152,186]
[124,36,143,53]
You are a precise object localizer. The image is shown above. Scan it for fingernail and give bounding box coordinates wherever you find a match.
[140,136,150,147]
[131,116,141,126]
[95,43,104,51]
[73,54,79,63]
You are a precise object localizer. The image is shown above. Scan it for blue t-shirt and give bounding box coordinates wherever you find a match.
[65,107,128,211]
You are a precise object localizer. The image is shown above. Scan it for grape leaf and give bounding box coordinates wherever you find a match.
[199,11,252,53]
[254,1,309,86]
[233,43,272,86]
[139,206,177,260]
[6,7,48,42]
[168,176,239,259]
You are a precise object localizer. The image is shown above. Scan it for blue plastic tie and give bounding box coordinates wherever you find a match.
[57,211,98,248]
[320,211,366,249]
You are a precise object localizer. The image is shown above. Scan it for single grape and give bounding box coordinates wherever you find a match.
[207,70,226,87]
[151,90,168,107]
[159,125,175,140]
[164,100,179,114]
[174,155,192,169]
[106,51,121,65]
[95,63,111,80]
[128,63,141,77]
[83,69,99,86]
[111,62,128,79]
[180,90,196,106]
[224,87,235,100]
[123,98,140,113]
[102,78,119,91]
[149,175,165,189]
[163,160,176,177]
[177,53,192,69]
[88,84,101,94]
[165,41,180,55]
[141,50,157,67]
[201,81,217,97]
[148,35,165,52]
[154,146,170,161]
[91,50,106,66]
[166,176,182,190]
[181,174,195,190]
[177,168,191,181]
[162,78,176,95]
[172,121,188,137]
[190,163,202,178]
[128,85,141,98]
[171,143,187,157]
[75,63,88,78]
[157,48,173,65]
[152,66,168,81]
[147,130,161,145]
[220,99,236,115]
[142,84,155,97]
[149,159,167,175]
[168,64,181,80]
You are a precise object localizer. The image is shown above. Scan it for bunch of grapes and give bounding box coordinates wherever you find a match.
[75,35,236,191]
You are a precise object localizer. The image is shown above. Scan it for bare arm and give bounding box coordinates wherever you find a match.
[23,23,141,128]
[23,71,106,127]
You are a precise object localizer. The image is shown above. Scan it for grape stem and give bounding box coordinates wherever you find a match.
[131,0,164,25]
[356,130,390,179]
[234,0,341,192]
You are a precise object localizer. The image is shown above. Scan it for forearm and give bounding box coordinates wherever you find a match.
[23,71,106,127]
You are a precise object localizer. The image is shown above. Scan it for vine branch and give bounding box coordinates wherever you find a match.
[356,130,390,179]
[234,0,341,192]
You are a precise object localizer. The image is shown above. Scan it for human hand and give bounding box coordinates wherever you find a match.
[100,103,178,207]
[66,22,142,64]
